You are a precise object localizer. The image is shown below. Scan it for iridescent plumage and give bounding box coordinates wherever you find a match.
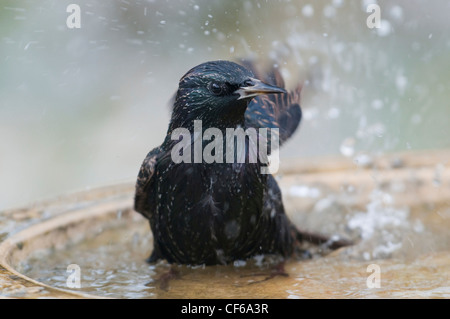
[134,60,338,265]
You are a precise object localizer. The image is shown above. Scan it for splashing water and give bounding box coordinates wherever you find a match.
[347,189,424,260]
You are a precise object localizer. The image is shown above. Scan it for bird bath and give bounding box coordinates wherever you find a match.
[1,150,449,298]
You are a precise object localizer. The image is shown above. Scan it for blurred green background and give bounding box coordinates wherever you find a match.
[1,0,449,210]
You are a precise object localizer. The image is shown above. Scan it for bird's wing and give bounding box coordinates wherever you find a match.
[241,60,302,146]
[260,174,296,256]
[134,146,161,218]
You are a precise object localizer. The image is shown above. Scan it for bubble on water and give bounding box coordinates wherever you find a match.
[193,5,199,11]
[340,137,356,157]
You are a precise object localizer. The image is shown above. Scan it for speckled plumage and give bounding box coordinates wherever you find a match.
[135,60,303,265]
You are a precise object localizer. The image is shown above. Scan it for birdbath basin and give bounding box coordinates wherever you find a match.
[1,150,449,298]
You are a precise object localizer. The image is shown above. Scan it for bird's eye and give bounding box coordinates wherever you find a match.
[243,79,254,87]
[209,82,224,96]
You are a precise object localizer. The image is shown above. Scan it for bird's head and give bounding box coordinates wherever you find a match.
[169,60,286,131]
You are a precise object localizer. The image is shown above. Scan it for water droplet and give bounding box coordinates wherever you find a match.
[233,260,246,267]
[411,114,422,124]
[24,41,37,51]
[371,99,384,110]
[323,5,336,18]
[327,107,340,119]
[340,137,356,157]
[389,5,404,21]
[302,4,314,17]
[376,20,392,37]
[396,75,408,93]
[332,0,343,7]
[353,153,373,168]
[433,164,444,187]
[303,107,319,121]
[288,185,321,198]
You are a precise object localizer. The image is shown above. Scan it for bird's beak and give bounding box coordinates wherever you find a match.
[235,77,287,100]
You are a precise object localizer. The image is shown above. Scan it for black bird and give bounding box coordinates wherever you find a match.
[135,60,344,266]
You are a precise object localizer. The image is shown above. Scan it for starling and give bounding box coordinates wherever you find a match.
[135,60,344,266]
